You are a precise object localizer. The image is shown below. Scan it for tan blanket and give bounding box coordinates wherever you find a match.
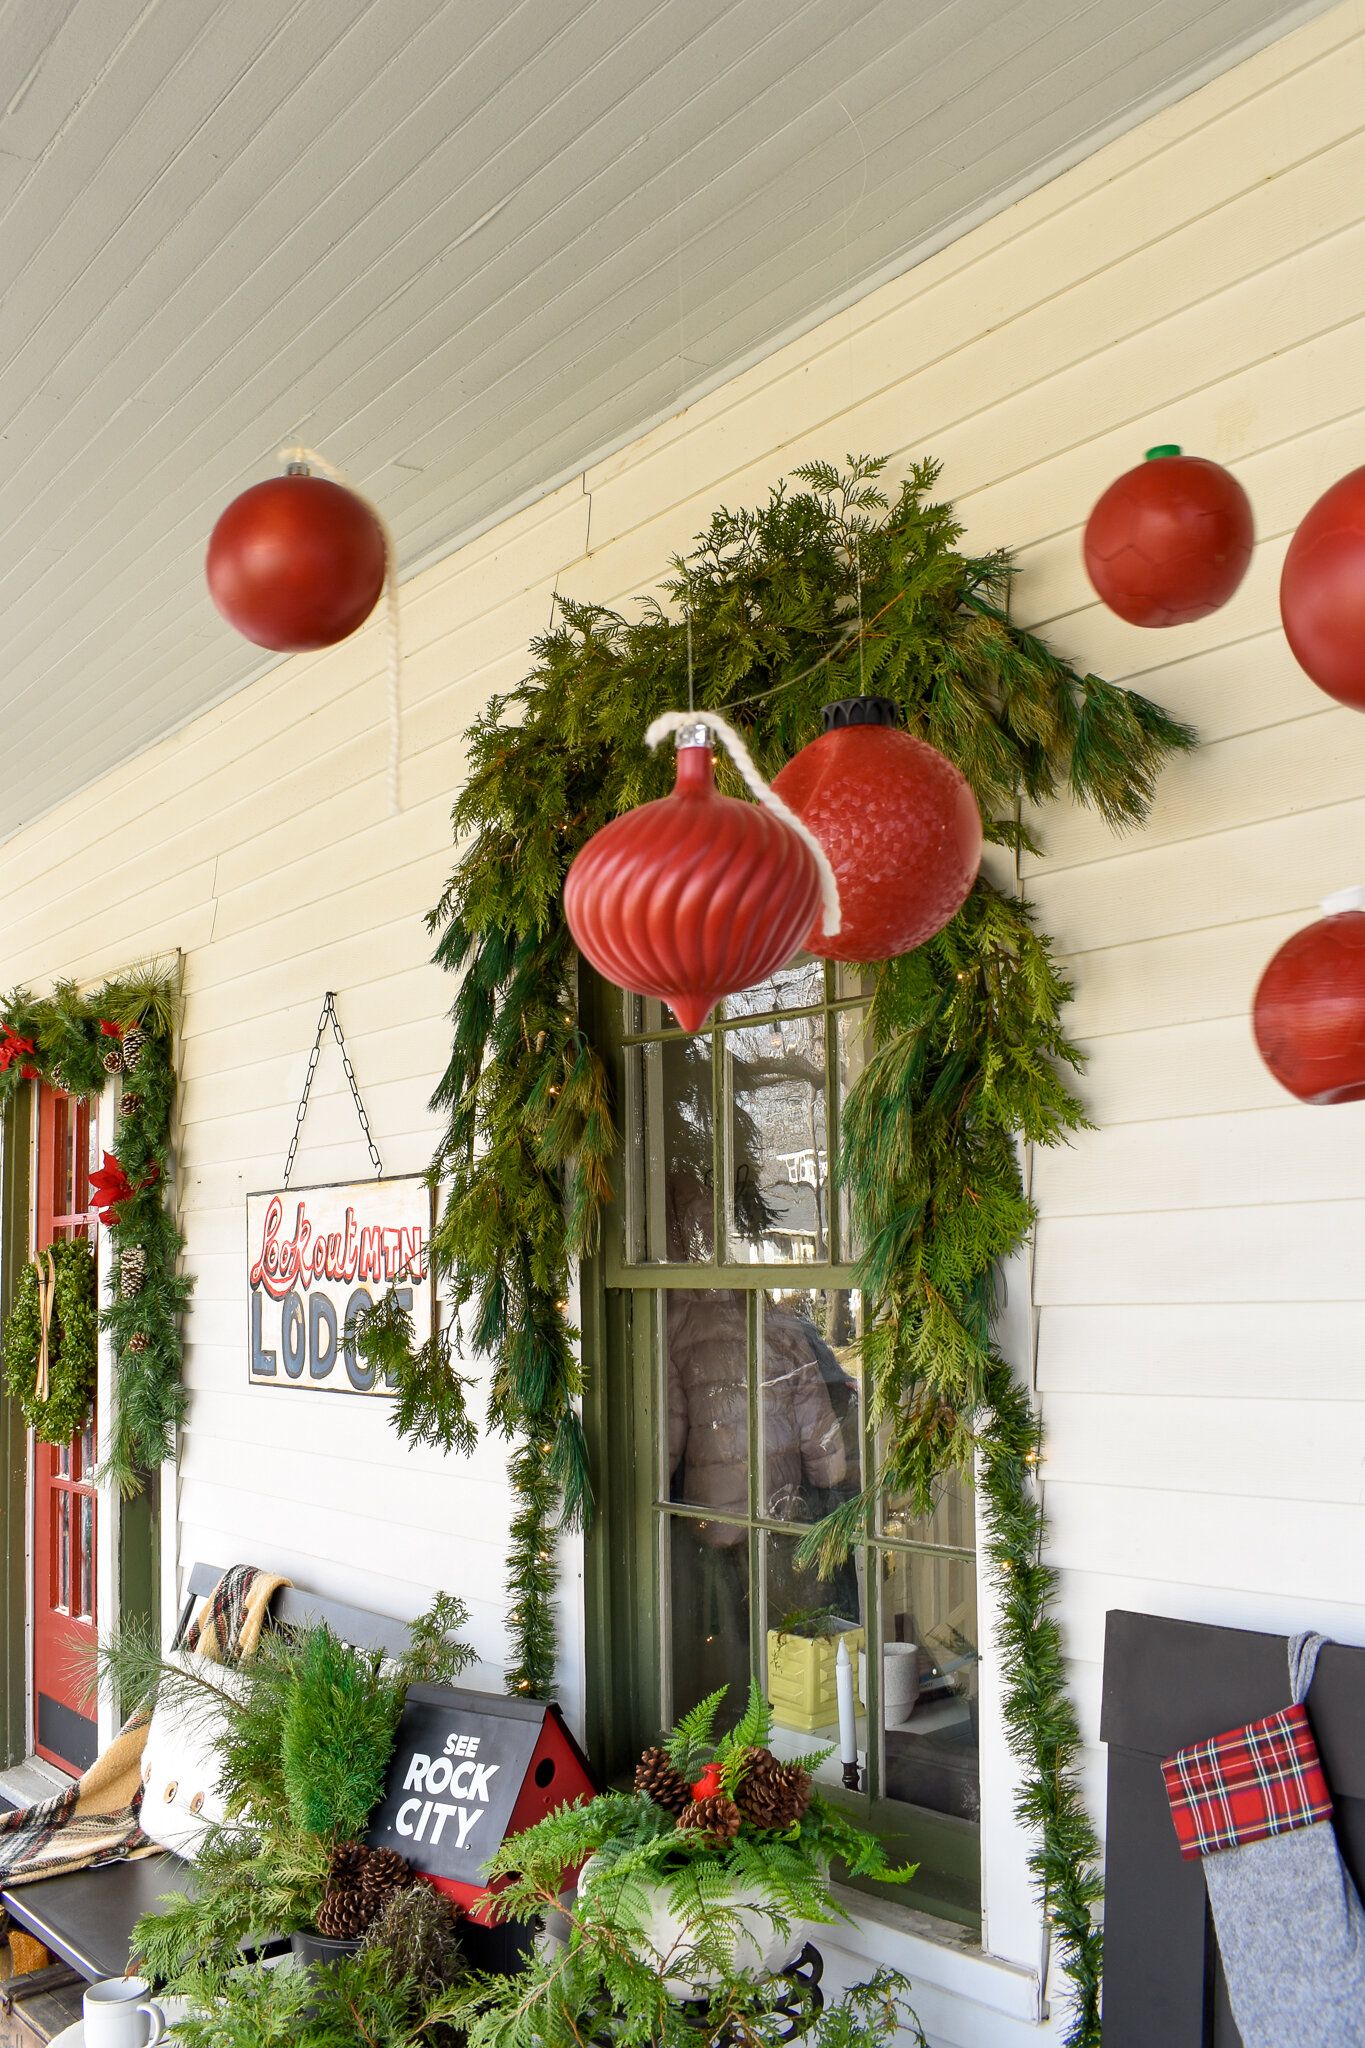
[0,1563,287,1901]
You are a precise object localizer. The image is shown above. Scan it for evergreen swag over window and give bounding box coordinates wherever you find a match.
[392,455,1192,2044]
[0,965,188,1494]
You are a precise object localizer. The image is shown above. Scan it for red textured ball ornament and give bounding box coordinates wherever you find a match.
[1083,445,1253,627]
[1252,891,1365,1105]
[771,698,982,961]
[206,466,387,652]
[1279,466,1365,710]
[563,724,822,1033]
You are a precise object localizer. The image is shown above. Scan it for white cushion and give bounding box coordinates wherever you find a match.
[138,1652,245,1860]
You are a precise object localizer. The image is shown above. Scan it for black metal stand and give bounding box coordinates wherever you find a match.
[842,1758,861,1791]
[591,1944,826,2046]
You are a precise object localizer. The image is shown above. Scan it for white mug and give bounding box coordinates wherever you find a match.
[82,1977,166,2048]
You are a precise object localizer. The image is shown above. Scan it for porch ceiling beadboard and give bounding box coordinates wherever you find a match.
[0,0,1337,837]
[2,3,1365,2040]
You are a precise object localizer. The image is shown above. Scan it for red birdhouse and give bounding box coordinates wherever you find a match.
[1083,446,1253,627]
[366,1683,598,1947]
[1252,890,1365,1105]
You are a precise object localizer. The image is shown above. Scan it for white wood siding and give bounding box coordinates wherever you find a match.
[2,7,1363,2038]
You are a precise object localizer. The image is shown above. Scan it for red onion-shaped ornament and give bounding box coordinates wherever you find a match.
[564,723,823,1032]
[1252,889,1365,1104]
[1083,445,1253,627]
[206,464,387,652]
[1279,466,1365,709]
[772,698,982,960]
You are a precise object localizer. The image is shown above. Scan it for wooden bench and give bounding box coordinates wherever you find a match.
[2,1565,417,1987]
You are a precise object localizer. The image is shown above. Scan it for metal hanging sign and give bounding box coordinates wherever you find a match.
[248,992,432,1395]
[246,1174,434,1395]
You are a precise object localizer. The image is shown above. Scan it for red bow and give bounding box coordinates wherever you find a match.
[0,1028,36,1073]
[90,1151,158,1228]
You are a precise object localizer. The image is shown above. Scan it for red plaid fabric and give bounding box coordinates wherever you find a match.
[1162,1701,1332,1860]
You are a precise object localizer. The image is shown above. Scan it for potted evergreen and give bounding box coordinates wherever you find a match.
[445,1680,916,2043]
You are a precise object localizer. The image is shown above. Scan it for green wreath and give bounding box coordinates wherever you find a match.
[3,1236,98,1445]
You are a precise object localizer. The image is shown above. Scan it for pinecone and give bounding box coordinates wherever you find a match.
[677,1793,743,1846]
[316,1885,372,1940]
[120,1246,148,1300]
[120,1091,143,1119]
[102,1048,124,1075]
[733,1747,812,1829]
[635,1745,691,1816]
[359,1846,414,1914]
[127,1331,150,1354]
[315,1841,412,1941]
[122,1025,147,1071]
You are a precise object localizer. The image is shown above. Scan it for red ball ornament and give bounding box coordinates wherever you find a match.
[564,723,822,1033]
[1252,891,1365,1105]
[771,699,982,961]
[206,466,387,652]
[1083,445,1253,627]
[1279,466,1365,709]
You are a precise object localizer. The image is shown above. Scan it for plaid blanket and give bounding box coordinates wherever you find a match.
[0,1563,287,1907]
[1162,1700,1333,1861]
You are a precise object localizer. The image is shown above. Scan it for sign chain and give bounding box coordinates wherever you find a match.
[283,992,384,1188]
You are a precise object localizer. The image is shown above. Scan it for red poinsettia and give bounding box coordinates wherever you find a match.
[0,1027,36,1073]
[98,1019,125,1040]
[90,1151,159,1228]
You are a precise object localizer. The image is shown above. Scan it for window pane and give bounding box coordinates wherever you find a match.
[54,1492,70,1611]
[635,1034,715,1263]
[764,1528,864,1766]
[666,1513,751,1728]
[835,1007,872,1261]
[759,1287,862,1523]
[77,1495,94,1619]
[876,1548,980,1824]
[665,1288,749,1514]
[55,1096,74,1219]
[880,1466,976,1551]
[725,1011,828,1264]
[722,956,824,1019]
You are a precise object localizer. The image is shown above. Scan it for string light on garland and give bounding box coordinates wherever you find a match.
[1083,445,1253,627]
[412,455,1191,2047]
[771,695,982,960]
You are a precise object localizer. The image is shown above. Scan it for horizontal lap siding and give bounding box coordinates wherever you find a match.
[0,9,1361,2038]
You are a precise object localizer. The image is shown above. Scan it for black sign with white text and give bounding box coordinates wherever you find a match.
[366,1685,543,1885]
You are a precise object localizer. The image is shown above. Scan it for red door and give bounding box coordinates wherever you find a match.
[31,1085,99,1776]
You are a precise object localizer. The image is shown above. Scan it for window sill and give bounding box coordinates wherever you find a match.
[825,1883,1044,2026]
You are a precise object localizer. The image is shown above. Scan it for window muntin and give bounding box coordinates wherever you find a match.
[599,965,981,1920]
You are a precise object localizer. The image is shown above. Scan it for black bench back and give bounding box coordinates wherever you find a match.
[1100,1609,1365,2045]
[184,1563,415,1658]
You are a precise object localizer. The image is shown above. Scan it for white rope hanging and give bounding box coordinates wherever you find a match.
[644,709,842,936]
[277,444,403,816]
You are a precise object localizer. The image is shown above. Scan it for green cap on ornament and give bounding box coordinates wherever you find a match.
[1144,444,1182,460]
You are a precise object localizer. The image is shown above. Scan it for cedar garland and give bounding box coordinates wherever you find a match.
[422,455,1193,2042]
[0,965,189,1494]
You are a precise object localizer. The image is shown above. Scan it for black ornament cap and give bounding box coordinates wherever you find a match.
[821,695,900,731]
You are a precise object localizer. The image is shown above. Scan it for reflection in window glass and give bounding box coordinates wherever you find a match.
[726,1013,827,1264]
[723,957,824,1020]
[665,1288,749,1514]
[759,1287,861,1524]
[877,1548,980,1824]
[636,1034,715,1262]
[667,1513,751,1728]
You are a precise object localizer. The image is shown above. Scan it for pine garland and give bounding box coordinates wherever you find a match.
[420,456,1192,2039]
[0,965,189,1494]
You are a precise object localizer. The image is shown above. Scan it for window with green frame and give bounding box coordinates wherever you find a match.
[582,957,981,1926]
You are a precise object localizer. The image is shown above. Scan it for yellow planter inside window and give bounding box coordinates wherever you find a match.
[766,1624,864,1733]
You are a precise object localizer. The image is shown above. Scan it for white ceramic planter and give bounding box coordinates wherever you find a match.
[577,1853,806,1994]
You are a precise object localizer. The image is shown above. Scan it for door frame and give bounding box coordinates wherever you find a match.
[0,1080,160,1771]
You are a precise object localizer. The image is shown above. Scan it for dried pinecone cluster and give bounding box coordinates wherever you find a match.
[635,1742,813,1847]
[362,1879,465,1993]
[315,1841,414,1940]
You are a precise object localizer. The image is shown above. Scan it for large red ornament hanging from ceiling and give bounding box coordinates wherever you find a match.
[206,463,387,653]
[1252,890,1365,1105]
[564,715,835,1033]
[1279,465,1365,711]
[772,697,982,960]
[1083,445,1254,627]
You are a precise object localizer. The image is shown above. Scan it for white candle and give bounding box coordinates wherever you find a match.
[835,1638,857,1765]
